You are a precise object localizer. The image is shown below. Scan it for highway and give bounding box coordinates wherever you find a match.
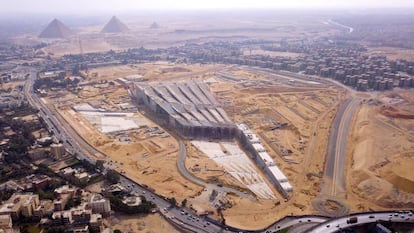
[22,68,240,233]
[117,176,223,233]
[22,68,412,233]
[308,210,414,233]
[263,216,329,233]
[24,70,96,164]
[326,19,354,33]
[321,97,360,198]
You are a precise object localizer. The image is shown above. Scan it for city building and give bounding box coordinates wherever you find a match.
[0,215,14,233]
[88,194,111,216]
[0,193,40,219]
[50,143,65,159]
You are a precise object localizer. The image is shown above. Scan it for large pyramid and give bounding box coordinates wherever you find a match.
[101,16,129,33]
[39,19,73,38]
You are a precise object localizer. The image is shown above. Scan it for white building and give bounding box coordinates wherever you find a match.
[89,194,111,216]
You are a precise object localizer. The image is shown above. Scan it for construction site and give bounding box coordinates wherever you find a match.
[347,90,414,210]
[37,61,414,229]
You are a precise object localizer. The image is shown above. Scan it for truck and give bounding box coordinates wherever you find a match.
[347,216,358,224]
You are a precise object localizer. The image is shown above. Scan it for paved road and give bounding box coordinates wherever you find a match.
[23,69,239,233]
[327,19,354,33]
[176,139,253,199]
[24,70,96,164]
[22,67,413,233]
[324,98,360,197]
[118,177,224,233]
[263,216,329,233]
[308,211,414,233]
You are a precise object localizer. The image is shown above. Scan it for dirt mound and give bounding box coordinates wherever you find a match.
[379,105,414,119]
[382,170,414,194]
[357,177,414,208]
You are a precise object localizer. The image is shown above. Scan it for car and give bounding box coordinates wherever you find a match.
[180,211,185,215]
[326,225,330,228]
[369,215,375,219]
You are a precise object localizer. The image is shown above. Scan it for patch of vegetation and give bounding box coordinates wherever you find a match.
[20,224,41,233]
[104,192,156,214]
[64,196,82,210]
[105,169,120,184]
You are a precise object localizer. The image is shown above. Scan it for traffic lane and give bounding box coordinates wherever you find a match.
[265,217,329,232]
[309,212,414,233]
[25,71,217,232]
[118,178,223,232]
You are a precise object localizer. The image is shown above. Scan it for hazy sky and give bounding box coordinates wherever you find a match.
[1,0,413,14]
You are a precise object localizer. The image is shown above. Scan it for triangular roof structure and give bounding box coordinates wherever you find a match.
[101,16,129,33]
[150,22,160,29]
[39,19,73,38]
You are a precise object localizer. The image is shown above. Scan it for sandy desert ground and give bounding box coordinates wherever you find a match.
[43,61,414,229]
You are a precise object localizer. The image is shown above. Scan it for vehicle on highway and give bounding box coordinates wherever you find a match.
[347,216,358,224]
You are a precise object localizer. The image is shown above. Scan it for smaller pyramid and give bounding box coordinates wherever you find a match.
[150,22,160,29]
[39,19,73,38]
[101,16,129,33]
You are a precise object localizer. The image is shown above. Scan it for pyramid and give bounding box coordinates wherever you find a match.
[39,19,73,38]
[101,16,129,33]
[150,22,160,29]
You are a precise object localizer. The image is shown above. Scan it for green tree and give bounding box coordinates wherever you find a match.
[96,160,105,170]
[181,198,187,207]
[167,197,177,207]
[105,169,120,184]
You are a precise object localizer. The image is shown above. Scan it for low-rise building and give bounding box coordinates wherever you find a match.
[88,194,111,216]
[0,215,14,233]
[0,193,40,219]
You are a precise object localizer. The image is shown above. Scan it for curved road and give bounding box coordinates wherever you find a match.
[22,68,413,233]
[176,137,253,199]
[308,211,414,233]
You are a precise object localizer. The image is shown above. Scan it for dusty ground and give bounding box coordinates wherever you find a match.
[109,213,179,233]
[366,46,414,62]
[347,90,414,209]
[47,63,233,201]
[185,141,249,193]
[58,99,202,200]
[83,62,223,84]
[46,62,414,230]
[184,68,344,227]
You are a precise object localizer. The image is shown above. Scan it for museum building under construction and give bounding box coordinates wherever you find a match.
[130,81,236,139]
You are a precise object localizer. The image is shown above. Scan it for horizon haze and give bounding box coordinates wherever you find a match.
[1,0,414,15]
